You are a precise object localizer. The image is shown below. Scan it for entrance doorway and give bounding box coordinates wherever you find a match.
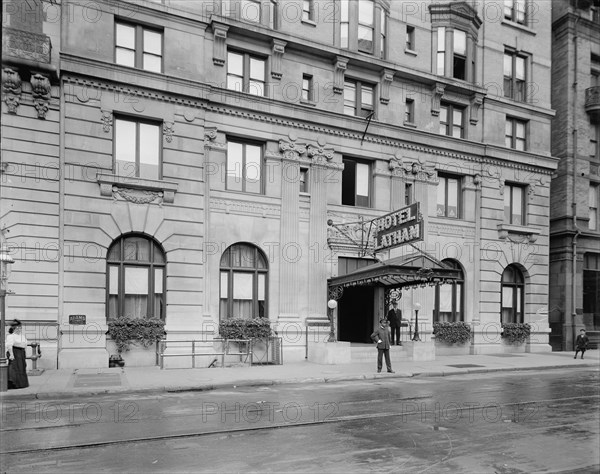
[338,287,375,343]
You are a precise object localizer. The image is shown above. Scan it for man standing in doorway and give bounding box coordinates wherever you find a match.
[371,318,394,373]
[387,299,403,346]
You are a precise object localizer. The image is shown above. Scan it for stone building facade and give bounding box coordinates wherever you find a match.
[1,0,557,369]
[550,0,600,351]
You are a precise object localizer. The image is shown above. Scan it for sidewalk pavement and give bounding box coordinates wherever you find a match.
[1,350,598,401]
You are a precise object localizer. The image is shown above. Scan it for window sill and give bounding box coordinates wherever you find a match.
[497,223,540,243]
[301,19,317,27]
[403,121,417,128]
[404,48,417,56]
[97,172,178,204]
[300,99,317,107]
[501,19,536,35]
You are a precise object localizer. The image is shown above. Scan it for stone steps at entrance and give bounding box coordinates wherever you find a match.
[350,344,408,363]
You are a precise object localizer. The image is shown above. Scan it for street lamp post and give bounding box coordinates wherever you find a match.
[0,244,15,392]
[327,299,338,342]
[412,302,422,342]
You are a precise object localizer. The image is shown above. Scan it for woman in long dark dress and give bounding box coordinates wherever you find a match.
[6,319,29,389]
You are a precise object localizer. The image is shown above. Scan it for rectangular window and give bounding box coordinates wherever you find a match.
[302,74,313,101]
[379,8,386,59]
[405,98,414,124]
[437,27,445,75]
[115,22,162,73]
[591,123,600,161]
[504,51,527,101]
[227,51,266,96]
[439,103,465,138]
[583,254,600,320]
[302,0,313,21]
[453,30,466,80]
[590,184,599,231]
[342,158,371,207]
[436,174,461,219]
[114,117,161,180]
[405,182,413,206]
[344,79,374,118]
[300,167,308,193]
[226,139,263,194]
[504,0,526,25]
[341,0,349,49]
[505,117,527,150]
[504,184,525,225]
[357,0,374,53]
[406,25,415,50]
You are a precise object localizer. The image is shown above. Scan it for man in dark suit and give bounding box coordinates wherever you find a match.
[371,318,394,373]
[387,300,403,346]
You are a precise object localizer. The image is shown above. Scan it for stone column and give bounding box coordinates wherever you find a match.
[278,136,306,321]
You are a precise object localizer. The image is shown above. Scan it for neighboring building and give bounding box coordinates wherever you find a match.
[550,0,600,351]
[1,0,557,369]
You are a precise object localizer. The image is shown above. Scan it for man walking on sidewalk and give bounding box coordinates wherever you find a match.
[371,319,394,373]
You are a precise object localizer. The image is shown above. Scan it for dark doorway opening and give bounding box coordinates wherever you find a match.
[338,287,375,343]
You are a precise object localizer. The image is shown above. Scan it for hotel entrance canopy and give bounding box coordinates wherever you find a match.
[327,252,462,291]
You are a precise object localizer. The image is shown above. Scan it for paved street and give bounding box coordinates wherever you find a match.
[1,367,598,473]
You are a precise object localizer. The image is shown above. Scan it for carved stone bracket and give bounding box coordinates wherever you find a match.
[497,223,541,243]
[469,92,485,125]
[101,110,113,132]
[271,39,286,80]
[307,143,335,165]
[212,23,229,66]
[163,121,174,143]
[31,73,51,119]
[2,68,22,114]
[333,56,348,95]
[431,83,445,116]
[380,69,394,105]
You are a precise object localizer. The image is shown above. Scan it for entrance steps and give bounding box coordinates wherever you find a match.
[349,343,408,363]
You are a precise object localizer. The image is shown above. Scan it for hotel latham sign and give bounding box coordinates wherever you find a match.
[373,203,423,251]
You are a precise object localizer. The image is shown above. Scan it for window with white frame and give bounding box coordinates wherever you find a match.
[436,174,461,219]
[590,184,599,231]
[340,0,388,57]
[302,74,313,101]
[227,50,266,96]
[302,0,314,21]
[114,117,161,180]
[226,139,263,194]
[220,243,268,320]
[504,50,527,102]
[501,265,524,324]
[434,259,464,323]
[505,117,527,150]
[107,234,166,320]
[342,157,371,207]
[344,79,375,118]
[406,25,415,51]
[504,184,525,225]
[115,22,162,73]
[405,99,414,124]
[439,102,465,138]
[504,0,527,25]
[436,28,471,81]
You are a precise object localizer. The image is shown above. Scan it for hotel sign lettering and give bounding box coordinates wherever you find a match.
[374,203,423,251]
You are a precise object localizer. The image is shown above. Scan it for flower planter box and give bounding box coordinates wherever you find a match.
[434,340,471,356]
[107,340,158,367]
[500,338,527,353]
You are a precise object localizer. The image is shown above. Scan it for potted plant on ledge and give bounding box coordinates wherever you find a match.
[432,322,472,356]
[107,317,166,367]
[501,323,531,352]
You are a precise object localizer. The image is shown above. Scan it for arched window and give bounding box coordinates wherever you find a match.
[106,234,166,320]
[434,259,464,322]
[220,243,268,320]
[501,265,524,324]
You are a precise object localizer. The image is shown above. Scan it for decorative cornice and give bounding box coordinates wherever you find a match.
[2,67,22,114]
[333,56,348,95]
[271,39,286,80]
[429,221,476,238]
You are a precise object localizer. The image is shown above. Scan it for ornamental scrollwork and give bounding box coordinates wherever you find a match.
[2,68,22,114]
[31,73,51,119]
